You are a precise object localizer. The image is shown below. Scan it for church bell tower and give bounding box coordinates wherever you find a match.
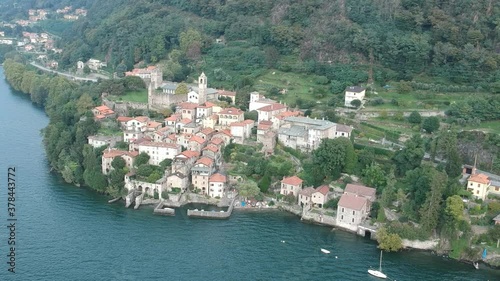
[198,72,207,104]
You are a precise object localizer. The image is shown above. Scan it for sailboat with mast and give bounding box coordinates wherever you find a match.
[368,251,387,279]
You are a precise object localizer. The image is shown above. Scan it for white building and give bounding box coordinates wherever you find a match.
[138,142,182,165]
[208,173,227,198]
[278,117,336,152]
[249,92,277,111]
[344,86,366,107]
[87,135,121,148]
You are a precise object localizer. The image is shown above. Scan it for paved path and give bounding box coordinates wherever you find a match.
[30,61,107,82]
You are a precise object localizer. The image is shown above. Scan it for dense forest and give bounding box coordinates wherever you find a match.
[3,0,500,91]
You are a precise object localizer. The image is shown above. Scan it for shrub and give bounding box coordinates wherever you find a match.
[268,200,275,206]
[161,191,169,199]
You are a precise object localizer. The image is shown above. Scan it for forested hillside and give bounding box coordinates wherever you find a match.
[3,0,500,89]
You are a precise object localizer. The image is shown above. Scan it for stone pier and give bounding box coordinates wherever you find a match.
[187,194,237,219]
[153,200,175,216]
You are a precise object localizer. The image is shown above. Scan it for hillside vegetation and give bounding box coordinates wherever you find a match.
[3,0,500,92]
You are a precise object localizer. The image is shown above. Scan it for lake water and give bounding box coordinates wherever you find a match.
[0,67,499,280]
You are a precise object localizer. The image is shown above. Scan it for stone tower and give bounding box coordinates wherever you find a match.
[150,67,163,89]
[198,72,207,104]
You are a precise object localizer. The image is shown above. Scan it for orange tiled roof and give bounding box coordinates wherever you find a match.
[147,121,162,128]
[217,90,236,96]
[210,137,224,145]
[139,142,180,149]
[345,184,376,198]
[165,114,180,122]
[299,187,315,197]
[134,116,149,123]
[203,144,219,153]
[180,150,200,158]
[103,149,137,158]
[179,102,198,110]
[282,176,303,186]
[257,103,287,112]
[179,118,192,125]
[117,116,133,122]
[275,111,302,120]
[219,107,243,115]
[338,193,368,211]
[258,121,273,130]
[314,185,330,196]
[209,173,227,182]
[196,157,213,167]
[189,135,206,144]
[200,128,214,135]
[469,173,490,185]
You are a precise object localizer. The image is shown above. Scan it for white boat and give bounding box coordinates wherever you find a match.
[321,248,330,254]
[473,262,479,269]
[368,251,387,279]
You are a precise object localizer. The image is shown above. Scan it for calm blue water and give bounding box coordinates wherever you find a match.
[0,67,499,281]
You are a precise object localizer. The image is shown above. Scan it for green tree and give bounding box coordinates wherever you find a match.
[258,173,271,193]
[362,162,387,191]
[419,170,447,232]
[237,180,260,199]
[115,63,127,78]
[134,153,150,167]
[83,64,91,74]
[111,157,126,170]
[313,138,355,180]
[351,99,361,108]
[408,111,422,124]
[377,227,403,252]
[422,117,440,133]
[284,193,297,204]
[244,110,258,121]
[393,134,425,177]
[175,83,188,95]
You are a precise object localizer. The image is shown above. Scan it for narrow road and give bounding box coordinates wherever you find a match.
[30,61,106,82]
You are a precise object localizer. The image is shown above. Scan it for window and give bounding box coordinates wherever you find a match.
[352,211,355,215]
[470,183,473,186]
[341,215,343,220]
[341,208,344,212]
[478,184,480,187]
[496,187,499,191]
[476,190,479,194]
[352,218,354,223]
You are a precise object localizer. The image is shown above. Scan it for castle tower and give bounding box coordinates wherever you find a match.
[150,67,163,89]
[198,72,207,104]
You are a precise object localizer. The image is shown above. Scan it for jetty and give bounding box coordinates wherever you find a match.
[187,194,237,219]
[153,200,175,216]
[125,190,141,208]
[108,197,121,203]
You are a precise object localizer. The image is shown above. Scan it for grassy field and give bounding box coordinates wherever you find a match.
[463,121,500,134]
[97,127,122,136]
[363,87,490,111]
[109,90,148,103]
[254,69,330,105]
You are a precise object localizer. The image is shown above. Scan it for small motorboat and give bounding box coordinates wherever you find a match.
[321,248,330,254]
[473,262,479,269]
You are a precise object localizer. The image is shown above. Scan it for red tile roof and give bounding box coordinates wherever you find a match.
[117,116,133,122]
[200,128,214,135]
[469,173,490,184]
[209,173,227,182]
[179,118,192,125]
[147,121,162,128]
[314,185,330,196]
[139,142,180,149]
[257,103,287,112]
[299,187,315,197]
[180,150,200,158]
[258,121,273,130]
[243,119,255,125]
[217,90,236,97]
[275,111,302,120]
[338,193,368,211]
[345,184,376,199]
[210,137,224,145]
[196,157,213,167]
[189,135,206,144]
[165,114,180,122]
[203,144,219,153]
[230,122,245,127]
[103,149,137,158]
[179,102,198,110]
[134,116,149,123]
[282,176,303,186]
[219,107,243,115]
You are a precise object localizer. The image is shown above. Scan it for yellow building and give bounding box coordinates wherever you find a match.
[467,173,490,200]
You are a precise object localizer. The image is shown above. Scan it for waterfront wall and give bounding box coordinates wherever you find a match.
[402,239,439,250]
